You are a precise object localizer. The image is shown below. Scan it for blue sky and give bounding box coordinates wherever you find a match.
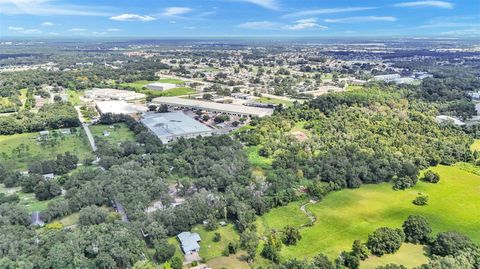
[0,0,479,38]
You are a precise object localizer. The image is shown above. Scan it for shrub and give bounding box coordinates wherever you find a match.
[367,227,405,256]
[213,232,222,242]
[413,194,429,206]
[422,170,440,183]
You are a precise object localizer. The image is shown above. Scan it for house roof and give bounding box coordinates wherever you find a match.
[177,232,201,253]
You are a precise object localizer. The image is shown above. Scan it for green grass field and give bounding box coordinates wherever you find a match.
[0,128,94,170]
[347,85,365,91]
[0,184,60,213]
[90,123,136,144]
[361,243,429,269]
[257,165,480,260]
[256,201,310,235]
[66,90,82,106]
[257,96,293,106]
[245,146,273,169]
[192,224,240,260]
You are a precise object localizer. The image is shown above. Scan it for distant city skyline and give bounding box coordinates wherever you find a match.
[1,0,479,38]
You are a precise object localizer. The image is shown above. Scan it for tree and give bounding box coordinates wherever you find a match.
[282,225,302,245]
[170,257,182,269]
[79,205,107,226]
[240,229,259,262]
[422,170,440,183]
[431,231,474,256]
[402,215,432,244]
[351,240,370,260]
[338,251,360,269]
[367,227,405,256]
[34,180,61,201]
[261,244,280,263]
[154,239,175,263]
[312,253,335,269]
[375,264,407,269]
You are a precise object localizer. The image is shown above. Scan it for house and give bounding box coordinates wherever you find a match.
[42,173,54,180]
[177,232,201,254]
[31,211,44,227]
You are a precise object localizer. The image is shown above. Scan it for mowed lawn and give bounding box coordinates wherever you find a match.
[361,243,429,269]
[245,145,273,169]
[0,128,93,170]
[263,165,480,259]
[256,201,310,235]
[90,123,136,144]
[192,224,240,260]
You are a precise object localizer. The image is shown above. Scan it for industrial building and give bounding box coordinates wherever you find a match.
[146,82,178,91]
[152,97,274,118]
[85,88,146,101]
[141,112,214,143]
[95,100,139,115]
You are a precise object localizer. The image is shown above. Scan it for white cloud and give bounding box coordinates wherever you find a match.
[394,1,453,9]
[441,28,480,37]
[68,28,86,32]
[162,7,192,16]
[8,26,42,34]
[41,22,53,26]
[110,14,155,21]
[238,0,279,10]
[325,16,397,23]
[283,7,377,18]
[0,0,110,16]
[107,28,120,32]
[238,19,327,31]
[284,18,327,30]
[238,21,282,30]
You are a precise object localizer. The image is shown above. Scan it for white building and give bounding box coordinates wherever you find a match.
[85,88,146,101]
[146,82,178,91]
[152,97,274,118]
[95,100,139,115]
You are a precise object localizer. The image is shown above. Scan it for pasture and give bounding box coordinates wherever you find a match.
[0,128,93,170]
[0,184,59,213]
[90,123,136,144]
[257,165,480,260]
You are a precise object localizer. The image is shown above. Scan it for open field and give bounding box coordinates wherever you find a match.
[256,201,310,235]
[245,145,273,169]
[90,123,136,144]
[0,184,59,213]
[66,90,82,105]
[206,252,250,269]
[121,78,184,89]
[0,128,94,170]
[256,165,480,260]
[257,96,293,106]
[193,224,240,260]
[361,243,429,269]
[347,85,365,91]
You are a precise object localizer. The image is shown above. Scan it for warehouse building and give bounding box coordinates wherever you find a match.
[152,97,274,118]
[141,112,214,143]
[146,82,177,91]
[95,100,139,115]
[85,88,146,101]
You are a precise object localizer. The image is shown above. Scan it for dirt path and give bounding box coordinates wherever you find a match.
[299,200,317,227]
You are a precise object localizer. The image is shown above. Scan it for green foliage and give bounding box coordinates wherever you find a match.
[375,264,407,269]
[431,231,475,256]
[422,170,440,183]
[282,225,302,246]
[413,194,429,206]
[367,227,405,256]
[402,215,432,244]
[78,205,107,226]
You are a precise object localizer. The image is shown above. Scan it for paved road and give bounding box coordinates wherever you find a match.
[82,123,97,152]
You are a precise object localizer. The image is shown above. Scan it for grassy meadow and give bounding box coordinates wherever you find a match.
[0,128,94,170]
[0,184,60,213]
[257,165,480,260]
[361,243,429,269]
[90,123,136,144]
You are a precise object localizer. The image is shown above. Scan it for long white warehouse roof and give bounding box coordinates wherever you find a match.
[152,97,273,117]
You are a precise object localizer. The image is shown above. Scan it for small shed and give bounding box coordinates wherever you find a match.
[177,232,201,254]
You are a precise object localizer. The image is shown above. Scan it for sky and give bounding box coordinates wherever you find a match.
[0,0,479,38]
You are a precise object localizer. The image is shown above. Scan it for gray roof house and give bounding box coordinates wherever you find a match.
[177,232,201,254]
[31,211,44,227]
